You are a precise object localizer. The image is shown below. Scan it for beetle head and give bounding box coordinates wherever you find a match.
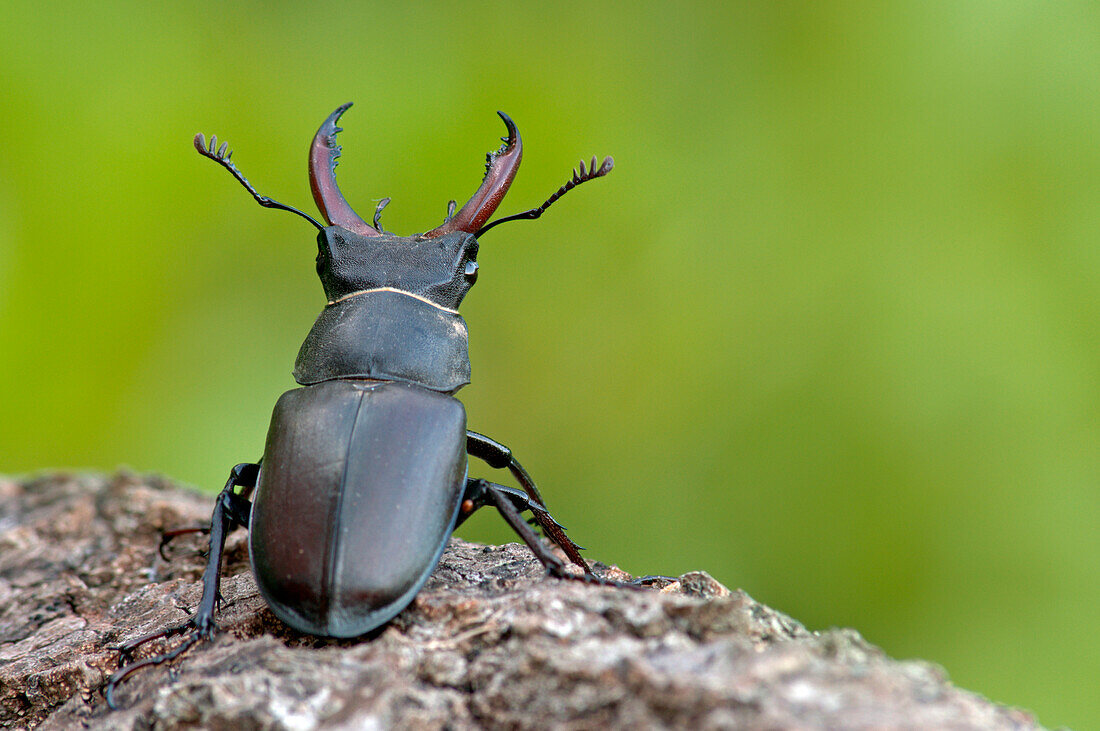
[315,228,479,309]
[196,104,611,311]
[309,104,520,310]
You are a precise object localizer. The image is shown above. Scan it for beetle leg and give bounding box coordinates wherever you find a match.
[157,484,253,560]
[105,462,259,709]
[469,479,569,574]
[462,478,591,576]
[466,431,547,506]
[454,479,529,529]
[476,481,645,590]
[455,481,569,536]
[157,525,208,561]
[466,431,589,570]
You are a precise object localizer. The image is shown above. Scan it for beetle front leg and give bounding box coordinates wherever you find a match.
[105,462,259,709]
[466,431,589,572]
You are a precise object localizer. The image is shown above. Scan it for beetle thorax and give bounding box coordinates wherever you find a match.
[316,227,479,311]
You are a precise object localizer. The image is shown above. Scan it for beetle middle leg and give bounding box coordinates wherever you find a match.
[105,462,259,709]
[459,481,646,589]
[466,431,589,572]
[458,479,636,588]
[457,478,602,580]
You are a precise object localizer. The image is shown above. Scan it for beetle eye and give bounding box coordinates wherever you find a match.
[464,260,479,283]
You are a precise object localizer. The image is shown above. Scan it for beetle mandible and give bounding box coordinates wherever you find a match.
[106,104,614,706]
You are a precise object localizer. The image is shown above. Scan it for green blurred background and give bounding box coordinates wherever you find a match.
[1,2,1096,726]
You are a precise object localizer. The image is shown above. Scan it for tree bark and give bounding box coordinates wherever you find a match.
[0,473,1041,729]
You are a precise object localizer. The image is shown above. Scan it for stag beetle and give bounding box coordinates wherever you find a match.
[105,104,615,707]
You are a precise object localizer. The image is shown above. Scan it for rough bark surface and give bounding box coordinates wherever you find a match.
[0,473,1041,730]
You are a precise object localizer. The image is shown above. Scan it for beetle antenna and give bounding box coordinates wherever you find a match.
[474,155,614,237]
[194,133,325,231]
[372,197,391,232]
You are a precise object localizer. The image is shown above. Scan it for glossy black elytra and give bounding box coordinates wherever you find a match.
[105,104,615,707]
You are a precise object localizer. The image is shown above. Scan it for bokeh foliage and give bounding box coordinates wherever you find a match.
[1,2,1097,726]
